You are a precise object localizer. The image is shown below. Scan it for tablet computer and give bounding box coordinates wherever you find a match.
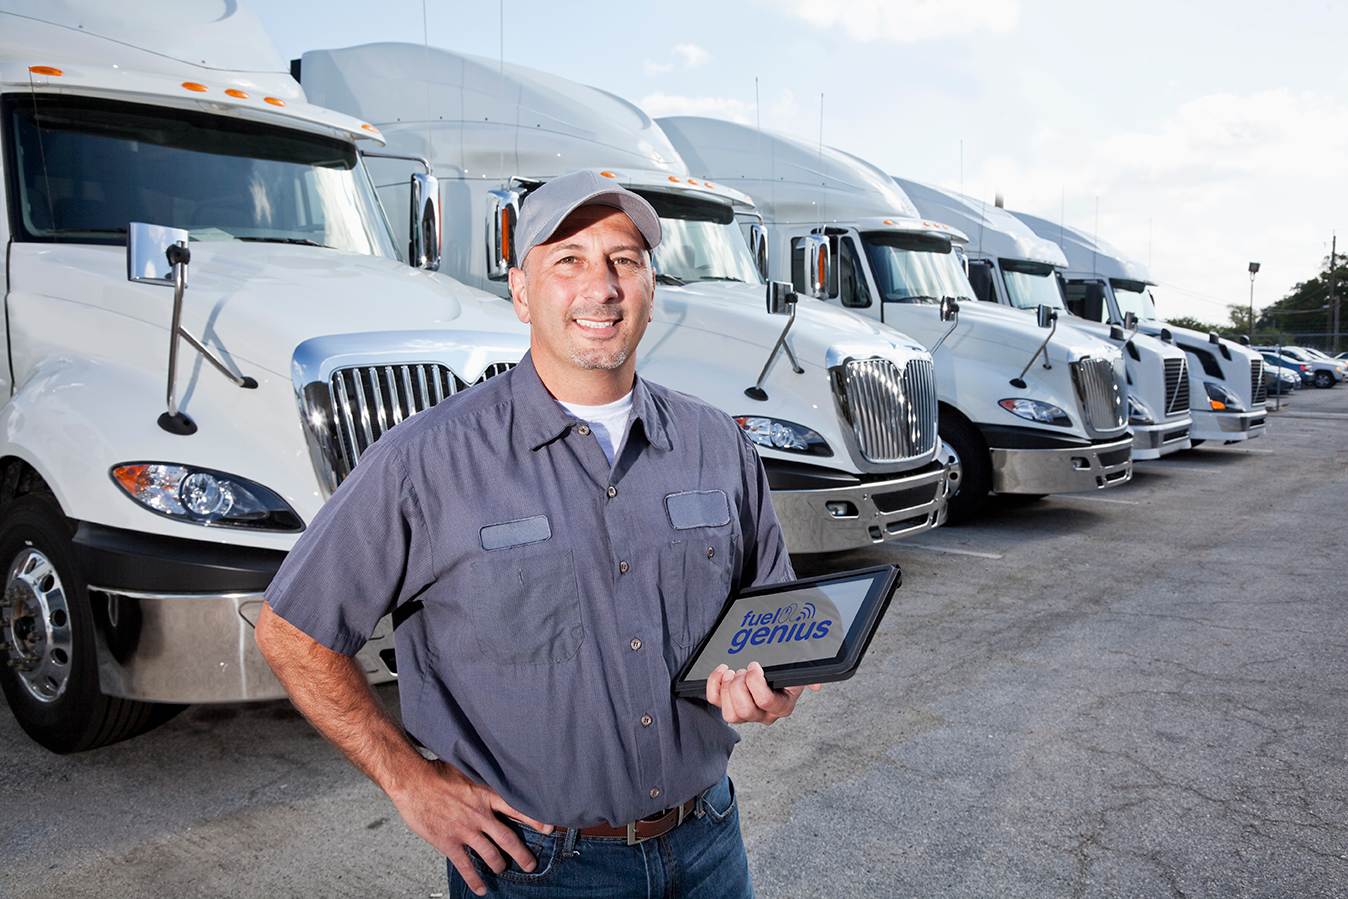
[672,564,901,697]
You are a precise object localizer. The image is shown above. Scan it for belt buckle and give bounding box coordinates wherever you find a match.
[625,802,687,846]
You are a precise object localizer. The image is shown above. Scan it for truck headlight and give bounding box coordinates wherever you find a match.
[733,417,832,456]
[111,464,304,531]
[1127,394,1156,425]
[1203,382,1245,412]
[998,398,1071,427]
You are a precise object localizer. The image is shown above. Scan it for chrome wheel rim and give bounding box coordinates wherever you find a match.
[2,548,74,703]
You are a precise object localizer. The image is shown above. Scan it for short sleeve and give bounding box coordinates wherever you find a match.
[264,440,434,656]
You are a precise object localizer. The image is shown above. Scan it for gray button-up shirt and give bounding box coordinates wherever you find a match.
[265,352,793,827]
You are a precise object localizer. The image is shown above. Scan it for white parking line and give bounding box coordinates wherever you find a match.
[1049,493,1140,505]
[902,544,1004,560]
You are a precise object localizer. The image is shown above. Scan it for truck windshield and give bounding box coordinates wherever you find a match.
[1111,280,1160,322]
[858,231,974,303]
[636,190,762,284]
[1000,259,1065,311]
[4,94,398,258]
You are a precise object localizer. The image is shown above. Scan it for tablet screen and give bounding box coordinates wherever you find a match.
[680,571,882,682]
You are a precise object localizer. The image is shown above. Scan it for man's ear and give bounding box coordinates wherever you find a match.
[509,267,531,324]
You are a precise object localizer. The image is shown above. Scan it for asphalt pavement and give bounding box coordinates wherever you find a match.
[3,386,1345,898]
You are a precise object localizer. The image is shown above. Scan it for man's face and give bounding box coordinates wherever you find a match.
[509,204,655,383]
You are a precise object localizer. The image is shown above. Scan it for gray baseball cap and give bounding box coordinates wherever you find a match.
[514,170,662,268]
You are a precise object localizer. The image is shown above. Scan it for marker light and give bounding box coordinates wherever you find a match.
[225,89,249,98]
[264,97,286,106]
[111,463,303,531]
[669,176,681,182]
[182,82,208,92]
[999,398,1071,427]
[600,171,616,178]
[733,417,832,456]
[362,124,380,133]
[29,66,63,76]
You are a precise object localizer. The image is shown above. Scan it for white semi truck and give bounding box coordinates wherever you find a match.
[0,2,533,751]
[896,180,1194,460]
[297,43,952,552]
[1012,212,1267,444]
[656,116,1134,523]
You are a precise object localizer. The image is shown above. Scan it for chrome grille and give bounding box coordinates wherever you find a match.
[1251,358,1267,404]
[1071,356,1127,432]
[314,361,515,488]
[1164,357,1190,415]
[835,357,938,464]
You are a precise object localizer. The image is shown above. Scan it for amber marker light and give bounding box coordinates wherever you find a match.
[29,66,64,76]
[669,176,681,182]
[362,124,380,133]
[600,171,617,178]
[182,82,208,92]
[264,97,285,106]
[225,89,249,99]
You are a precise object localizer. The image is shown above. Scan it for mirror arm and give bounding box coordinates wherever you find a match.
[930,302,960,353]
[359,150,433,175]
[1012,314,1057,387]
[745,303,804,401]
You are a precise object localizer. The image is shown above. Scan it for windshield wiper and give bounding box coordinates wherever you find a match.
[237,236,327,248]
[655,273,687,286]
[696,276,746,282]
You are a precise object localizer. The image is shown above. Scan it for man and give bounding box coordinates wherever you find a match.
[255,170,815,898]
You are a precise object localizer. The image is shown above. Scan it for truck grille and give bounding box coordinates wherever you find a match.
[834,357,938,464]
[308,361,515,489]
[1164,356,1190,415]
[1251,358,1267,404]
[1071,356,1127,432]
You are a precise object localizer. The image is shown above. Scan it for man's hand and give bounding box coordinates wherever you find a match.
[254,602,550,896]
[704,661,821,725]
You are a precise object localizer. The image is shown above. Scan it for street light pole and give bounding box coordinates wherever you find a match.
[1248,262,1261,342]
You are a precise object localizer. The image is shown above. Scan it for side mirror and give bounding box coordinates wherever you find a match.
[1160,327,1174,344]
[803,234,830,300]
[940,296,959,322]
[485,188,521,280]
[1110,324,1126,342]
[1036,304,1058,329]
[749,223,770,280]
[409,173,441,271]
[127,222,189,284]
[766,280,797,315]
[1239,334,1251,346]
[1208,331,1221,345]
[1124,311,1138,331]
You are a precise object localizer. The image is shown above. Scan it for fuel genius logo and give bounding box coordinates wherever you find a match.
[728,602,832,654]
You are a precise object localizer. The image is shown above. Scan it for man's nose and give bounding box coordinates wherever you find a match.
[577,258,622,300]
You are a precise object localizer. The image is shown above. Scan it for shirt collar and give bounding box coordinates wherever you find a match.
[513,352,673,453]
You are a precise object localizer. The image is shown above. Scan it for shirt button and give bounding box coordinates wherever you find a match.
[707,546,715,559]
[649,787,661,800]
[619,560,629,574]
[630,638,642,651]
[641,714,653,727]
[607,485,617,498]
[577,424,591,435]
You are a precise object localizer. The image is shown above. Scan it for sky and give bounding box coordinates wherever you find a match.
[247,0,1348,327]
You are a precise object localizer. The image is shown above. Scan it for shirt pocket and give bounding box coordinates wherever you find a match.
[468,549,584,664]
[660,532,738,649]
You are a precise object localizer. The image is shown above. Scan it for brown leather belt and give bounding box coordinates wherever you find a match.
[564,796,699,845]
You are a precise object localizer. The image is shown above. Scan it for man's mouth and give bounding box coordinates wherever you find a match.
[575,318,619,330]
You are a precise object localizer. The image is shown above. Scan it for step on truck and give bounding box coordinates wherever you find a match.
[296,43,952,553]
[896,180,1194,460]
[656,116,1133,523]
[1012,212,1267,445]
[0,1,533,752]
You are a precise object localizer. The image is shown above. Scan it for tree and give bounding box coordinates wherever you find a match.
[1256,253,1344,351]
[1166,315,1222,333]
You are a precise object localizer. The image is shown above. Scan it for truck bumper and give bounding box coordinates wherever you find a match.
[990,434,1133,494]
[1189,408,1266,443]
[72,521,396,703]
[767,456,950,554]
[1130,418,1193,460]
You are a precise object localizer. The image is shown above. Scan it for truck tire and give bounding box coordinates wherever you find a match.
[0,494,181,753]
[1313,370,1334,389]
[939,411,992,525]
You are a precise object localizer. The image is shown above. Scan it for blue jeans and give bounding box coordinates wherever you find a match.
[448,775,753,899]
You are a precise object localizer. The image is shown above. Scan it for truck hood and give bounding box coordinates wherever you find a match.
[11,242,529,379]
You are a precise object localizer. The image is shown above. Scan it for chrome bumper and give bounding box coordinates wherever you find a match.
[1189,409,1266,442]
[771,462,950,554]
[89,587,396,703]
[1130,418,1193,460]
[990,434,1133,495]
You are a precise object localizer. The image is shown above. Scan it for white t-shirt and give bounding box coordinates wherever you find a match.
[556,392,634,465]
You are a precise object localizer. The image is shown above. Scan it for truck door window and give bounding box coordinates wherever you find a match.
[1063,281,1109,322]
[966,260,997,303]
[3,94,398,259]
[838,237,871,308]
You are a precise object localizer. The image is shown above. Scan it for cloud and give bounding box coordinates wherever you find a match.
[762,0,1020,43]
[639,92,754,125]
[673,43,711,68]
[644,60,673,75]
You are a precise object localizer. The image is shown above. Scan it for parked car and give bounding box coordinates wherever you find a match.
[1263,364,1300,393]
[1255,346,1344,388]
[1259,352,1313,387]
